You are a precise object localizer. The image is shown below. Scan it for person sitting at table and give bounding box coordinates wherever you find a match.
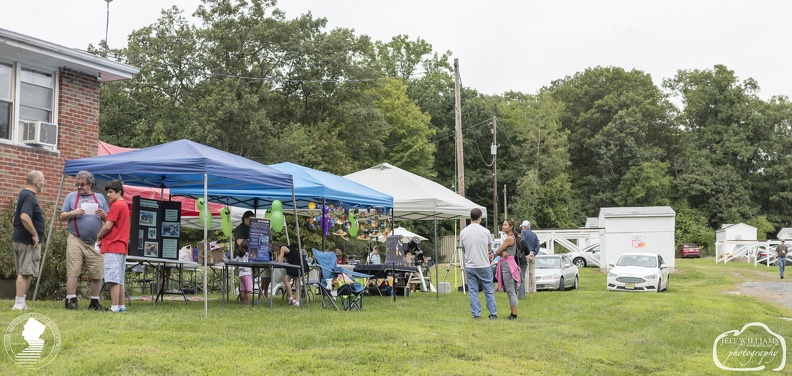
[404,249,415,266]
[233,243,252,305]
[275,241,302,307]
[367,246,381,265]
[335,248,347,265]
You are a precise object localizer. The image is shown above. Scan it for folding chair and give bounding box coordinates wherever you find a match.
[313,249,372,311]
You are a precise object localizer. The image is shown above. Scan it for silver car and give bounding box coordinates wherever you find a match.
[535,254,579,291]
[566,243,601,268]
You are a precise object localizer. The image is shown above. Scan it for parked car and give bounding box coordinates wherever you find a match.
[757,246,777,264]
[607,253,669,292]
[566,243,600,268]
[535,254,579,291]
[676,243,701,258]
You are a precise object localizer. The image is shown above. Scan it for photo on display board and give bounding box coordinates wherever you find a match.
[148,227,157,240]
[144,241,159,257]
[138,231,144,249]
[140,211,156,227]
[162,222,180,237]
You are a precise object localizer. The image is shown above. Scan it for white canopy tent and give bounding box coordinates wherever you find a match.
[375,226,429,243]
[344,163,486,221]
[345,163,488,299]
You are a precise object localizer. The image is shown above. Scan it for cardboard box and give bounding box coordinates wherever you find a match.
[197,242,225,265]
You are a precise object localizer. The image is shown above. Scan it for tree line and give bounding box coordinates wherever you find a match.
[92,0,792,252]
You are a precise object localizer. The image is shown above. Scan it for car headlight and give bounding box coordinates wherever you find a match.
[544,274,560,280]
[608,272,617,278]
[644,274,658,279]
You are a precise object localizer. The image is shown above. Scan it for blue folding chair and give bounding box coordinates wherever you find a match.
[313,249,371,311]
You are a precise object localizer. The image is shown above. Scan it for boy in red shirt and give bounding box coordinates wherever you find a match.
[97,180,130,312]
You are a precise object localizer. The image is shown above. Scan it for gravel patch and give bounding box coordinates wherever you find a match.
[739,281,792,311]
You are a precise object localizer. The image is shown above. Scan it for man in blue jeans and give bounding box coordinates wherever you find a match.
[459,208,498,320]
[777,240,787,279]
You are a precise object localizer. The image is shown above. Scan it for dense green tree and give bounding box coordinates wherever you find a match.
[616,160,672,207]
[665,65,768,226]
[498,92,578,228]
[547,66,678,217]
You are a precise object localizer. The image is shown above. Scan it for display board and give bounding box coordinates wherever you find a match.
[129,196,181,259]
[248,217,271,261]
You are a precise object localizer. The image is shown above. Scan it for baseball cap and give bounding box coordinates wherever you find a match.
[412,236,421,244]
[521,220,531,227]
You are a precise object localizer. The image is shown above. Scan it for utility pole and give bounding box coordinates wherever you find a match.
[491,116,498,234]
[454,59,465,231]
[503,184,507,220]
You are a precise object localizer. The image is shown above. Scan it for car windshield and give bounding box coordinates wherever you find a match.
[616,255,657,267]
[536,257,561,269]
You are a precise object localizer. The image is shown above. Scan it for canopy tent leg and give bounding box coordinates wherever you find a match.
[33,175,66,301]
[203,174,208,318]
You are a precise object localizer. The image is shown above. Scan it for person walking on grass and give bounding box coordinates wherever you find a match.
[459,208,498,320]
[777,240,788,279]
[60,170,109,310]
[11,171,46,311]
[96,180,130,312]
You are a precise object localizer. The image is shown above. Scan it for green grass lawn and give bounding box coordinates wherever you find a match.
[1,258,790,375]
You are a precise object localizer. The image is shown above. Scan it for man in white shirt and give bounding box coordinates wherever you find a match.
[459,208,498,320]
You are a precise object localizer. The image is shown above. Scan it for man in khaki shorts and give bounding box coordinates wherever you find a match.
[11,170,46,311]
[60,171,109,310]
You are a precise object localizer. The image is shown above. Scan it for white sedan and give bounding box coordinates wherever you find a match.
[607,253,669,292]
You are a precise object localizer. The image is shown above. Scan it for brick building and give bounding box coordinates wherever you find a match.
[0,28,138,214]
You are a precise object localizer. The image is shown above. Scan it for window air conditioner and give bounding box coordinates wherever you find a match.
[21,121,58,147]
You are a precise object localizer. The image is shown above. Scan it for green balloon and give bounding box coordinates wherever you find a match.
[197,198,212,229]
[271,212,285,233]
[348,213,359,237]
[270,200,284,233]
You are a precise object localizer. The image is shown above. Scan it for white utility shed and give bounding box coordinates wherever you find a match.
[716,223,757,255]
[598,206,676,270]
[776,228,792,240]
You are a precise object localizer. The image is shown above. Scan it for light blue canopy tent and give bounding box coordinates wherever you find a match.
[44,139,295,317]
[169,161,393,212]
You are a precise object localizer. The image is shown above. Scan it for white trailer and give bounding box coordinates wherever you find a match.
[598,206,676,270]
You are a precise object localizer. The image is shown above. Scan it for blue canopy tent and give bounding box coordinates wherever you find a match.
[39,139,294,317]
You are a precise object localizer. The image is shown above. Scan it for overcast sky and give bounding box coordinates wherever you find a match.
[2,1,790,99]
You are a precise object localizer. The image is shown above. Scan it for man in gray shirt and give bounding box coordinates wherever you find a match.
[777,240,788,279]
[459,208,498,320]
[60,170,109,310]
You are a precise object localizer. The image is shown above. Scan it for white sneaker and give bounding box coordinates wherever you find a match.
[11,303,27,311]
[293,301,300,307]
[288,297,295,306]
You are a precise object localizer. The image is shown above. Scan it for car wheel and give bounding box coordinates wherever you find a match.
[663,277,669,291]
[656,278,662,293]
[573,275,579,290]
[573,257,586,268]
[558,277,565,291]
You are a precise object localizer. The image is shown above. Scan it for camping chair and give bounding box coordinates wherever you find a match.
[313,249,372,311]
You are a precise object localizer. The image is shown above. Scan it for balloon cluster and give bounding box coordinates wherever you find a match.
[268,200,285,233]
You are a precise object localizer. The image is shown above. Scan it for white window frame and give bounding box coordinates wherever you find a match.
[0,60,59,149]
